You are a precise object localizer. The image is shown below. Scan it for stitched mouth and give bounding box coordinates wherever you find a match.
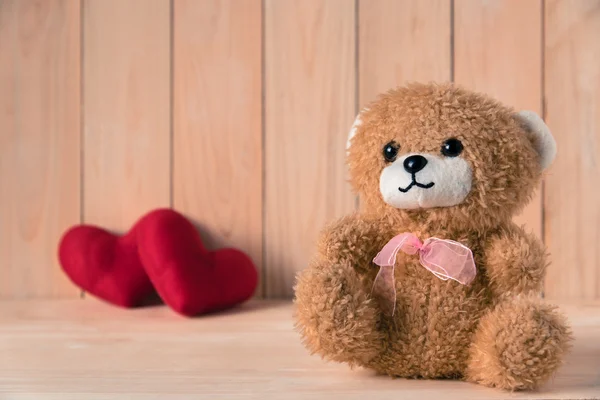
[398,176,435,193]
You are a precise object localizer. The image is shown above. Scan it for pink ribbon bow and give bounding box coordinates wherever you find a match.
[371,233,476,316]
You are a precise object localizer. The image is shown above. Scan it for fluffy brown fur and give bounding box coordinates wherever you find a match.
[293,82,572,391]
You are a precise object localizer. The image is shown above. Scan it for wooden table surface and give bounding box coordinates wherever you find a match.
[0,299,598,399]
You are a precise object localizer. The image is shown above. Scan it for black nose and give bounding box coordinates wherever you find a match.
[403,155,428,174]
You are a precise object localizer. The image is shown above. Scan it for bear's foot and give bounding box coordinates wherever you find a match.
[465,296,572,391]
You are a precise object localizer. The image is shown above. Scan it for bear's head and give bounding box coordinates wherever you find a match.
[347,82,556,231]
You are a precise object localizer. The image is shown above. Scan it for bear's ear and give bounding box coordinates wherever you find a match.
[346,109,368,151]
[515,110,557,170]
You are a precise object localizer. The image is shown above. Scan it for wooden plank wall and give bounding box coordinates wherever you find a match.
[173,0,263,292]
[83,0,171,237]
[0,0,598,301]
[0,0,80,298]
[264,0,357,297]
[545,0,600,301]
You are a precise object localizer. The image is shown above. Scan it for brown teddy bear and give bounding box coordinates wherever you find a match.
[293,82,572,391]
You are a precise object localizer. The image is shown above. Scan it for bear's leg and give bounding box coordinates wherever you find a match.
[465,296,573,390]
[293,260,384,367]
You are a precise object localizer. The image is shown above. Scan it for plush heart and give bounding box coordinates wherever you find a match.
[58,224,155,308]
[135,208,259,316]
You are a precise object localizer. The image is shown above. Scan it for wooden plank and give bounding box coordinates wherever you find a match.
[359,0,451,107]
[0,0,81,298]
[0,1,18,295]
[0,299,599,398]
[454,0,543,238]
[83,0,170,231]
[265,0,356,298]
[544,0,600,301]
[172,0,263,295]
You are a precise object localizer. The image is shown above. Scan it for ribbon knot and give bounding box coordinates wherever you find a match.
[371,233,476,316]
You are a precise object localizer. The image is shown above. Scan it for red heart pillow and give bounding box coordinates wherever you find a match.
[58,208,259,316]
[135,209,259,316]
[58,224,154,308]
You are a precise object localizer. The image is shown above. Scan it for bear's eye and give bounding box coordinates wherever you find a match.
[382,141,400,162]
[441,138,464,157]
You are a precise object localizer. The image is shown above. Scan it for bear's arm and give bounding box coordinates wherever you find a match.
[315,213,392,275]
[293,213,388,365]
[483,223,548,297]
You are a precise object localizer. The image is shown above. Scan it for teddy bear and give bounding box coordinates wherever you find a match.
[293,82,572,391]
